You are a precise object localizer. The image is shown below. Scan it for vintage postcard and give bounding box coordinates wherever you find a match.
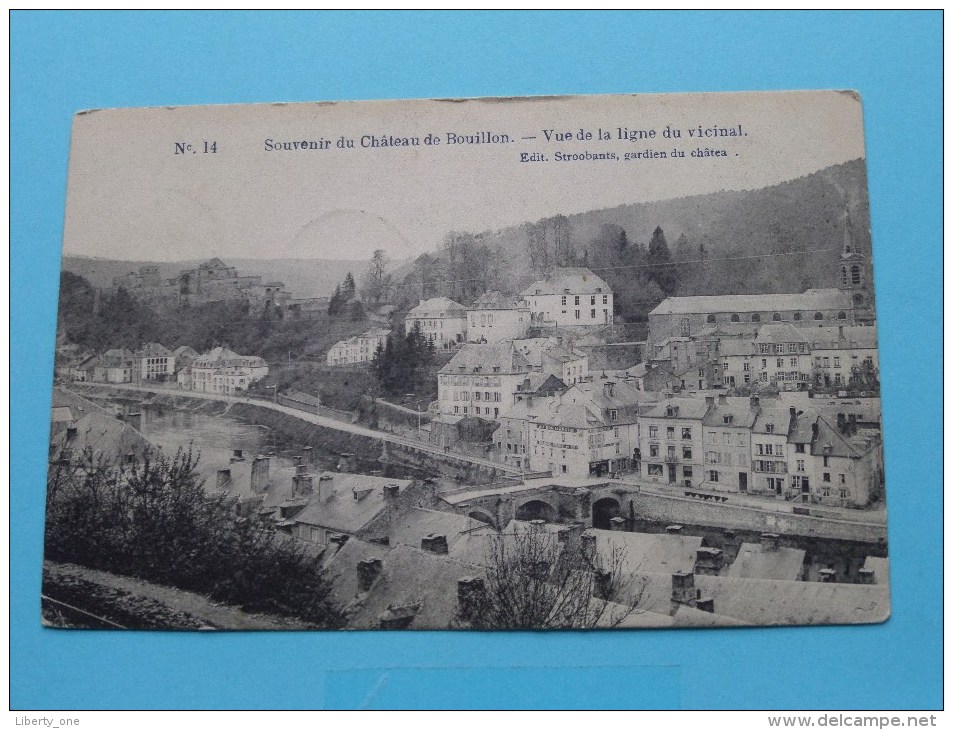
[45,91,889,630]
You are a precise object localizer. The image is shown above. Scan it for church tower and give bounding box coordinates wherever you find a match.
[837,207,875,324]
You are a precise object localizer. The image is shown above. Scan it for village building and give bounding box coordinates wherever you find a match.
[750,399,794,496]
[93,348,135,383]
[804,325,879,389]
[325,327,390,366]
[437,343,533,419]
[190,346,269,394]
[465,291,530,343]
[514,337,590,386]
[520,267,613,329]
[134,342,176,382]
[527,379,650,478]
[404,297,468,349]
[636,397,711,488]
[701,395,758,493]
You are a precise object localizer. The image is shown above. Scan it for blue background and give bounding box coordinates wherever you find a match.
[11,11,942,710]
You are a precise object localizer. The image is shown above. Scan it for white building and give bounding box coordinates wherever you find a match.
[520,267,613,328]
[326,328,391,366]
[514,337,589,386]
[437,343,533,419]
[134,342,175,382]
[466,291,530,343]
[191,347,269,394]
[804,325,879,389]
[637,397,711,489]
[405,297,467,349]
[701,396,758,493]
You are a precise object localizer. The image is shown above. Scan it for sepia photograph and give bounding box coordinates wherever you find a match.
[45,91,889,631]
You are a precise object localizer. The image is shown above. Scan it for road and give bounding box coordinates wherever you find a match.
[69,381,521,475]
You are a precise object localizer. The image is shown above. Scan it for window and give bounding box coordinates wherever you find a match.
[649,444,659,458]
[834,357,841,368]
[574,296,580,305]
[814,312,824,321]
[762,358,768,369]
[837,311,847,320]
[796,443,805,453]
[752,313,761,322]
[743,362,750,371]
[648,464,663,476]
[708,470,720,483]
[561,296,566,305]
[591,309,596,319]
[683,447,692,460]
[667,427,675,439]
[796,459,805,472]
[609,409,618,421]
[839,473,846,484]
[575,310,580,320]
[730,314,740,322]
[822,486,831,497]
[649,426,658,438]
[776,358,784,368]
[793,312,802,321]
[823,472,831,483]
[823,455,830,467]
[851,265,861,285]
[667,445,676,459]
[682,427,692,440]
[707,314,716,323]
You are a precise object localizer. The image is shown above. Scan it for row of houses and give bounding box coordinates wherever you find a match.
[325,328,390,366]
[402,267,614,350]
[56,343,269,395]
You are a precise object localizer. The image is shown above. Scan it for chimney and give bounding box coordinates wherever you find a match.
[581,531,597,561]
[328,533,349,551]
[357,558,383,592]
[603,381,615,399]
[293,474,314,497]
[317,473,334,503]
[231,448,244,462]
[337,453,357,473]
[671,571,696,605]
[384,483,401,524]
[760,533,780,552]
[694,597,715,613]
[302,445,314,464]
[666,524,683,534]
[293,455,304,467]
[65,426,77,441]
[609,516,626,531]
[457,576,486,621]
[856,568,875,585]
[718,394,728,405]
[790,406,797,420]
[819,568,837,583]
[295,463,308,476]
[251,456,270,494]
[705,396,715,407]
[216,468,231,489]
[812,422,819,439]
[750,395,760,409]
[421,534,449,555]
[557,522,584,546]
[695,547,724,575]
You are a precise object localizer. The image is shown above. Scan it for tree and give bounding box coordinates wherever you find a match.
[362,249,391,304]
[342,271,356,298]
[457,524,641,629]
[45,446,345,627]
[647,225,678,296]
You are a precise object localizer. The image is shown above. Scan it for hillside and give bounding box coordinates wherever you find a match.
[398,159,873,318]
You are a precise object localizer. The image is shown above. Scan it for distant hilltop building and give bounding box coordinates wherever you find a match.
[112,257,292,311]
[326,328,391,366]
[520,267,614,329]
[648,220,874,344]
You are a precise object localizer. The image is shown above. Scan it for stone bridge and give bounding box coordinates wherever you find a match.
[439,478,641,530]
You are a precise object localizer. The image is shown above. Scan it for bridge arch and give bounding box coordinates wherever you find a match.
[592,496,622,530]
[467,509,497,529]
[514,498,558,523]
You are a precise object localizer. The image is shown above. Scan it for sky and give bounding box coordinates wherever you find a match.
[63,91,866,263]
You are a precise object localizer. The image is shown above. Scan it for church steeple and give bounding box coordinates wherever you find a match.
[838,207,866,290]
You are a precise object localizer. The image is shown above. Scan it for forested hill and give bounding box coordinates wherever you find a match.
[398,159,872,322]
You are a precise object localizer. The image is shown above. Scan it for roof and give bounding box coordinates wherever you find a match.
[51,406,75,423]
[193,347,240,367]
[804,325,879,350]
[292,473,413,534]
[521,267,611,297]
[327,542,482,630]
[49,388,151,460]
[726,542,806,581]
[587,528,704,576]
[468,290,524,311]
[439,343,531,375]
[406,297,467,318]
[136,342,171,357]
[173,345,199,359]
[751,403,794,436]
[625,573,889,626]
[390,507,498,562]
[718,339,756,357]
[641,397,711,421]
[702,398,758,429]
[649,289,853,316]
[754,323,810,345]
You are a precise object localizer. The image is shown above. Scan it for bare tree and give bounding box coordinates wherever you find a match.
[362,249,391,304]
[458,524,641,629]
